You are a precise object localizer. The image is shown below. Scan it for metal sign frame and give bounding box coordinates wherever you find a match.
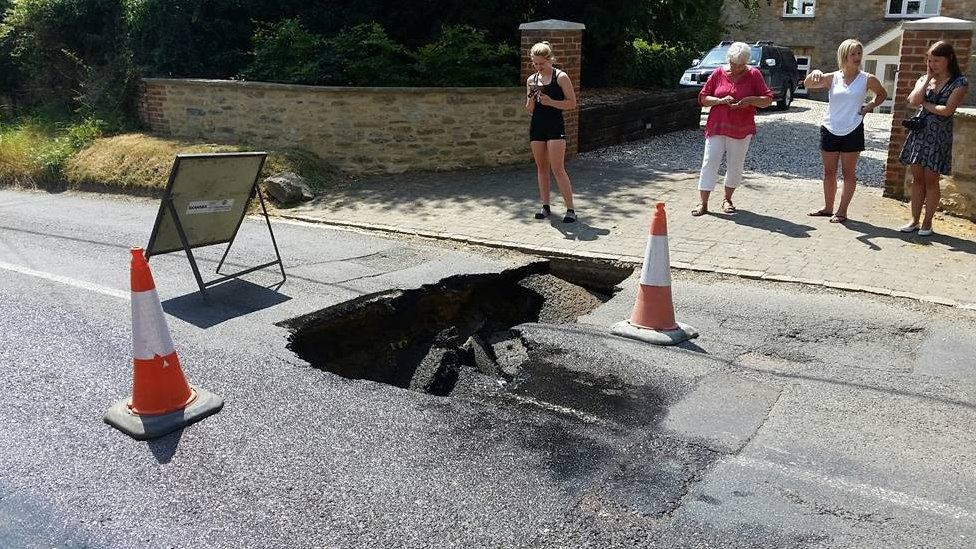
[145,152,286,294]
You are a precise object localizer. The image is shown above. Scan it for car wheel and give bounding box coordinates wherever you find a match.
[777,85,792,110]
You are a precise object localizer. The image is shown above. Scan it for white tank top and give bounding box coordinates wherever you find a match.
[823,71,867,136]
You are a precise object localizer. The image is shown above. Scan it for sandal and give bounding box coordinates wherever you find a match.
[808,209,833,217]
[534,204,551,220]
[829,215,847,224]
[722,199,736,214]
[691,203,708,217]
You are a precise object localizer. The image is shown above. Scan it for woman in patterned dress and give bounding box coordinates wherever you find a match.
[899,41,969,236]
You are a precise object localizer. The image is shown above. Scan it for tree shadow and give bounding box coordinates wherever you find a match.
[712,209,817,238]
[843,219,976,255]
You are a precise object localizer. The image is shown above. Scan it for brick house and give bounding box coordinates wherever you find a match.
[722,0,976,110]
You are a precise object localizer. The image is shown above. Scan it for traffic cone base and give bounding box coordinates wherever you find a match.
[611,320,699,346]
[104,387,224,441]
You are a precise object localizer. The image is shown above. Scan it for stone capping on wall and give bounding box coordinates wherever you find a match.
[902,16,975,31]
[519,20,586,30]
[142,78,521,94]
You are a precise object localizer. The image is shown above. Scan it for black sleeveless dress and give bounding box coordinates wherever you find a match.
[900,76,969,175]
[529,69,567,142]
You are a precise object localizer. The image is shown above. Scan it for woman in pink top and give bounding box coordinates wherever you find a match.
[693,42,774,216]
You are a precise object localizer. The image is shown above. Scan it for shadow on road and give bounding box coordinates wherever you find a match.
[843,219,976,254]
[713,209,817,238]
[549,217,613,241]
[147,428,183,464]
[162,278,291,328]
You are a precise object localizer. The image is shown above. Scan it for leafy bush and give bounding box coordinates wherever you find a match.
[0,0,135,121]
[619,39,699,89]
[415,25,518,86]
[324,23,416,86]
[241,19,324,85]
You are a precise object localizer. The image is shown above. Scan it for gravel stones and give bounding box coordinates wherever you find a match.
[580,98,892,188]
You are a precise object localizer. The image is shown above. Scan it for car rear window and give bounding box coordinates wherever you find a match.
[699,45,762,66]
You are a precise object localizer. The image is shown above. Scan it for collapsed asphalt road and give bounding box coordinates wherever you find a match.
[2,188,976,548]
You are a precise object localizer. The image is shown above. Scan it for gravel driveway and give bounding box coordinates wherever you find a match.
[581,98,892,188]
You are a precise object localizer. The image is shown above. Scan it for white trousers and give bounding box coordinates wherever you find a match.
[698,134,753,192]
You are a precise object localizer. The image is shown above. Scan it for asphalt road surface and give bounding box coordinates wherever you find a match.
[1,189,975,548]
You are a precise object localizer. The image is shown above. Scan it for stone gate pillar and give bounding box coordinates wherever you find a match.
[519,20,585,157]
[885,16,974,199]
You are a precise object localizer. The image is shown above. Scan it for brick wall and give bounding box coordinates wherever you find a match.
[519,21,584,156]
[944,108,976,220]
[137,79,528,174]
[884,22,973,198]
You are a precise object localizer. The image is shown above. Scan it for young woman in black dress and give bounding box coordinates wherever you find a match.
[525,41,578,223]
[899,41,969,236]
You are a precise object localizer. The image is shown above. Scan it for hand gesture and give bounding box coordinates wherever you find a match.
[537,92,552,106]
[809,70,825,86]
[719,96,735,106]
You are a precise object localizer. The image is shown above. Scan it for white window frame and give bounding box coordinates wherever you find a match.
[795,56,811,95]
[783,0,816,18]
[886,0,941,18]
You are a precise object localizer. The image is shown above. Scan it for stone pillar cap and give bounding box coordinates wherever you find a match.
[519,20,586,31]
[903,16,974,31]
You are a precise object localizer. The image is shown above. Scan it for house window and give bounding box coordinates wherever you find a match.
[887,0,940,17]
[784,0,816,17]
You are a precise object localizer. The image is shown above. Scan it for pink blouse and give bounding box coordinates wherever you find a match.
[698,67,774,139]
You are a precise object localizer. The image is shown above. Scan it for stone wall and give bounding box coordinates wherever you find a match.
[138,79,528,174]
[944,107,976,219]
[578,89,700,152]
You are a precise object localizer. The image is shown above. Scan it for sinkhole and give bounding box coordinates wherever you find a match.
[278,259,633,397]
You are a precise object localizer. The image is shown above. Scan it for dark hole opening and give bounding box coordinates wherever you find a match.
[278,260,634,396]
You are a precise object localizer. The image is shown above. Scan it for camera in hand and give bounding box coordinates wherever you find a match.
[901,115,925,131]
[528,84,543,101]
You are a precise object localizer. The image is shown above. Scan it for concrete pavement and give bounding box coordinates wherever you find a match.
[284,159,976,309]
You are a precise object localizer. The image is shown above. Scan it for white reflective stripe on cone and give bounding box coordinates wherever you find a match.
[131,288,176,360]
[639,235,672,287]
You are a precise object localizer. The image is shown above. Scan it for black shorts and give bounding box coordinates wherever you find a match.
[820,123,865,153]
[529,114,566,142]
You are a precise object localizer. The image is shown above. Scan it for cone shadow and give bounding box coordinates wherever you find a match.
[147,428,184,464]
[161,279,291,328]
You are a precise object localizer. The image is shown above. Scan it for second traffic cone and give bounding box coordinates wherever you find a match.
[104,247,223,440]
[611,203,698,346]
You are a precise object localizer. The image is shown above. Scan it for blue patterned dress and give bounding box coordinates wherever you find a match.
[900,76,969,175]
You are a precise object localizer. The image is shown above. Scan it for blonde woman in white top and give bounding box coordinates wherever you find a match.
[804,39,887,223]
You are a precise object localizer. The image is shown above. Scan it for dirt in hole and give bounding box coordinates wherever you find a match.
[278,261,624,396]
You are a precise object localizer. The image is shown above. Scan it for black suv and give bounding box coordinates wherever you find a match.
[679,41,800,110]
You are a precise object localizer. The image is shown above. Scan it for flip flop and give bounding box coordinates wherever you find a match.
[829,215,847,223]
[808,209,833,217]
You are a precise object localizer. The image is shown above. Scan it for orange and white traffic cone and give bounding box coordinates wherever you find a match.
[611,203,698,345]
[104,247,223,440]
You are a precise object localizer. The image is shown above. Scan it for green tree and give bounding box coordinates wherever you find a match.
[0,0,134,120]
